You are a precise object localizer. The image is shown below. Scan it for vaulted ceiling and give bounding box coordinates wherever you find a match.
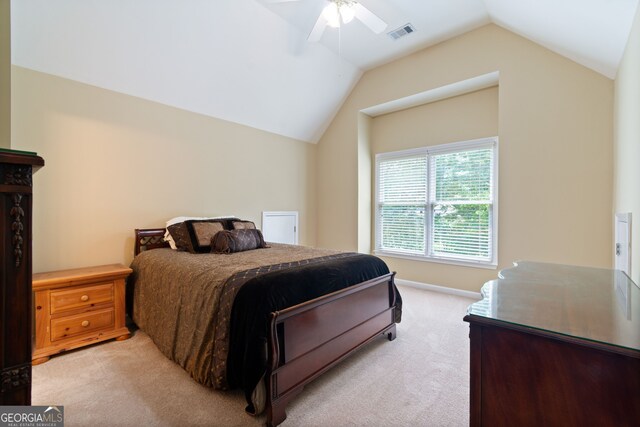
[11,0,639,143]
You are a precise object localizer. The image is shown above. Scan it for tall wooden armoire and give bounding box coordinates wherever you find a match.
[0,149,44,405]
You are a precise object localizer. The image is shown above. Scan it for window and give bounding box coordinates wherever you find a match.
[375,137,497,267]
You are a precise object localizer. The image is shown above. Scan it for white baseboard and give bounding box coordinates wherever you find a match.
[395,278,481,300]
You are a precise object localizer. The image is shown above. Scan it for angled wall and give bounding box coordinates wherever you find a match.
[11,67,317,273]
[317,24,614,292]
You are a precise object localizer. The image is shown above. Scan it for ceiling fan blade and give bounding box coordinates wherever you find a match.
[307,15,327,42]
[353,3,387,34]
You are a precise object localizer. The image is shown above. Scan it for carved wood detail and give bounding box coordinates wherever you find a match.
[10,194,25,268]
[139,235,166,250]
[0,365,31,393]
[134,228,170,255]
[3,166,33,187]
[0,150,43,405]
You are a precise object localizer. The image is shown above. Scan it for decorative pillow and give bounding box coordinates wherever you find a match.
[164,215,236,249]
[166,222,194,252]
[211,229,268,254]
[190,221,225,247]
[232,220,256,230]
[221,218,241,230]
[184,219,226,253]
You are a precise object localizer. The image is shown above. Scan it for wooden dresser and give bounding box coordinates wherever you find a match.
[464,261,640,426]
[0,149,44,405]
[32,264,132,365]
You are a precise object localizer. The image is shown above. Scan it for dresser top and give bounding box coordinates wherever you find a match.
[0,148,45,167]
[33,264,132,288]
[465,261,640,353]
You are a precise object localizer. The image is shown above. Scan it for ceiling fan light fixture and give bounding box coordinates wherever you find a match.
[339,3,356,24]
[322,0,357,28]
[323,2,341,28]
[307,0,387,42]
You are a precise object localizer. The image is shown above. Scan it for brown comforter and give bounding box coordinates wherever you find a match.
[130,244,344,388]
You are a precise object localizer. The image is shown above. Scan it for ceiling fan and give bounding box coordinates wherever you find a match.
[268,0,388,42]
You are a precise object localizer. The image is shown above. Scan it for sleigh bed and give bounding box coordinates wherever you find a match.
[129,227,401,426]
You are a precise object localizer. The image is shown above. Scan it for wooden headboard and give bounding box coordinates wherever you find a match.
[134,228,170,256]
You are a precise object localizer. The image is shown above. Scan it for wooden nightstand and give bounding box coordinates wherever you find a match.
[32,264,132,365]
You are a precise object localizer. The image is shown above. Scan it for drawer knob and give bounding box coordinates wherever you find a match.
[80,295,89,302]
[81,320,90,327]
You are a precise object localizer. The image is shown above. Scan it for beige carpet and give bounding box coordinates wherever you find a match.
[32,285,476,426]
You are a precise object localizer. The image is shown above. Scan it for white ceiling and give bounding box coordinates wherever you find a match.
[11,0,639,143]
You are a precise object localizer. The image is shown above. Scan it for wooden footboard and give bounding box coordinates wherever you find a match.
[266,272,397,426]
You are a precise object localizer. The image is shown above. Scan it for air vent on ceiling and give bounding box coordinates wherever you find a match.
[387,23,416,40]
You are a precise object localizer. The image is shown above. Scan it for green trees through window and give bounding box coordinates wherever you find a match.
[431,148,493,259]
[376,138,497,265]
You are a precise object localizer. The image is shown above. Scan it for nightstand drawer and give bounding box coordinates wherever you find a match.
[50,308,115,341]
[33,264,132,364]
[50,282,114,314]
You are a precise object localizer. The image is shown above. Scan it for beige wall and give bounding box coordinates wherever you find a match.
[371,87,498,153]
[357,113,372,253]
[11,66,317,273]
[0,0,10,148]
[614,5,640,285]
[317,24,614,292]
[9,23,618,290]
[370,87,498,288]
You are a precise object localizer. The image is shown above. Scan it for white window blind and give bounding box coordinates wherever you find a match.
[430,147,493,261]
[375,137,497,267]
[378,155,427,254]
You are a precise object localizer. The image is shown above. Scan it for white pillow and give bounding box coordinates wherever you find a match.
[164,215,235,250]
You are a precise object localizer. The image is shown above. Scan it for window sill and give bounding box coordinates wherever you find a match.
[374,250,498,270]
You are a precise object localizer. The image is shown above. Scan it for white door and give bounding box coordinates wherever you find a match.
[615,213,631,276]
[262,211,298,245]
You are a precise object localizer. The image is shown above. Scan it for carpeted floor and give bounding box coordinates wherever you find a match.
[32,285,477,426]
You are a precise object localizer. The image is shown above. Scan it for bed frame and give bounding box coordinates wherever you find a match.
[134,228,398,427]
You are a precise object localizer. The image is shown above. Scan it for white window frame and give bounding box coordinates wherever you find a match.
[374,137,498,269]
